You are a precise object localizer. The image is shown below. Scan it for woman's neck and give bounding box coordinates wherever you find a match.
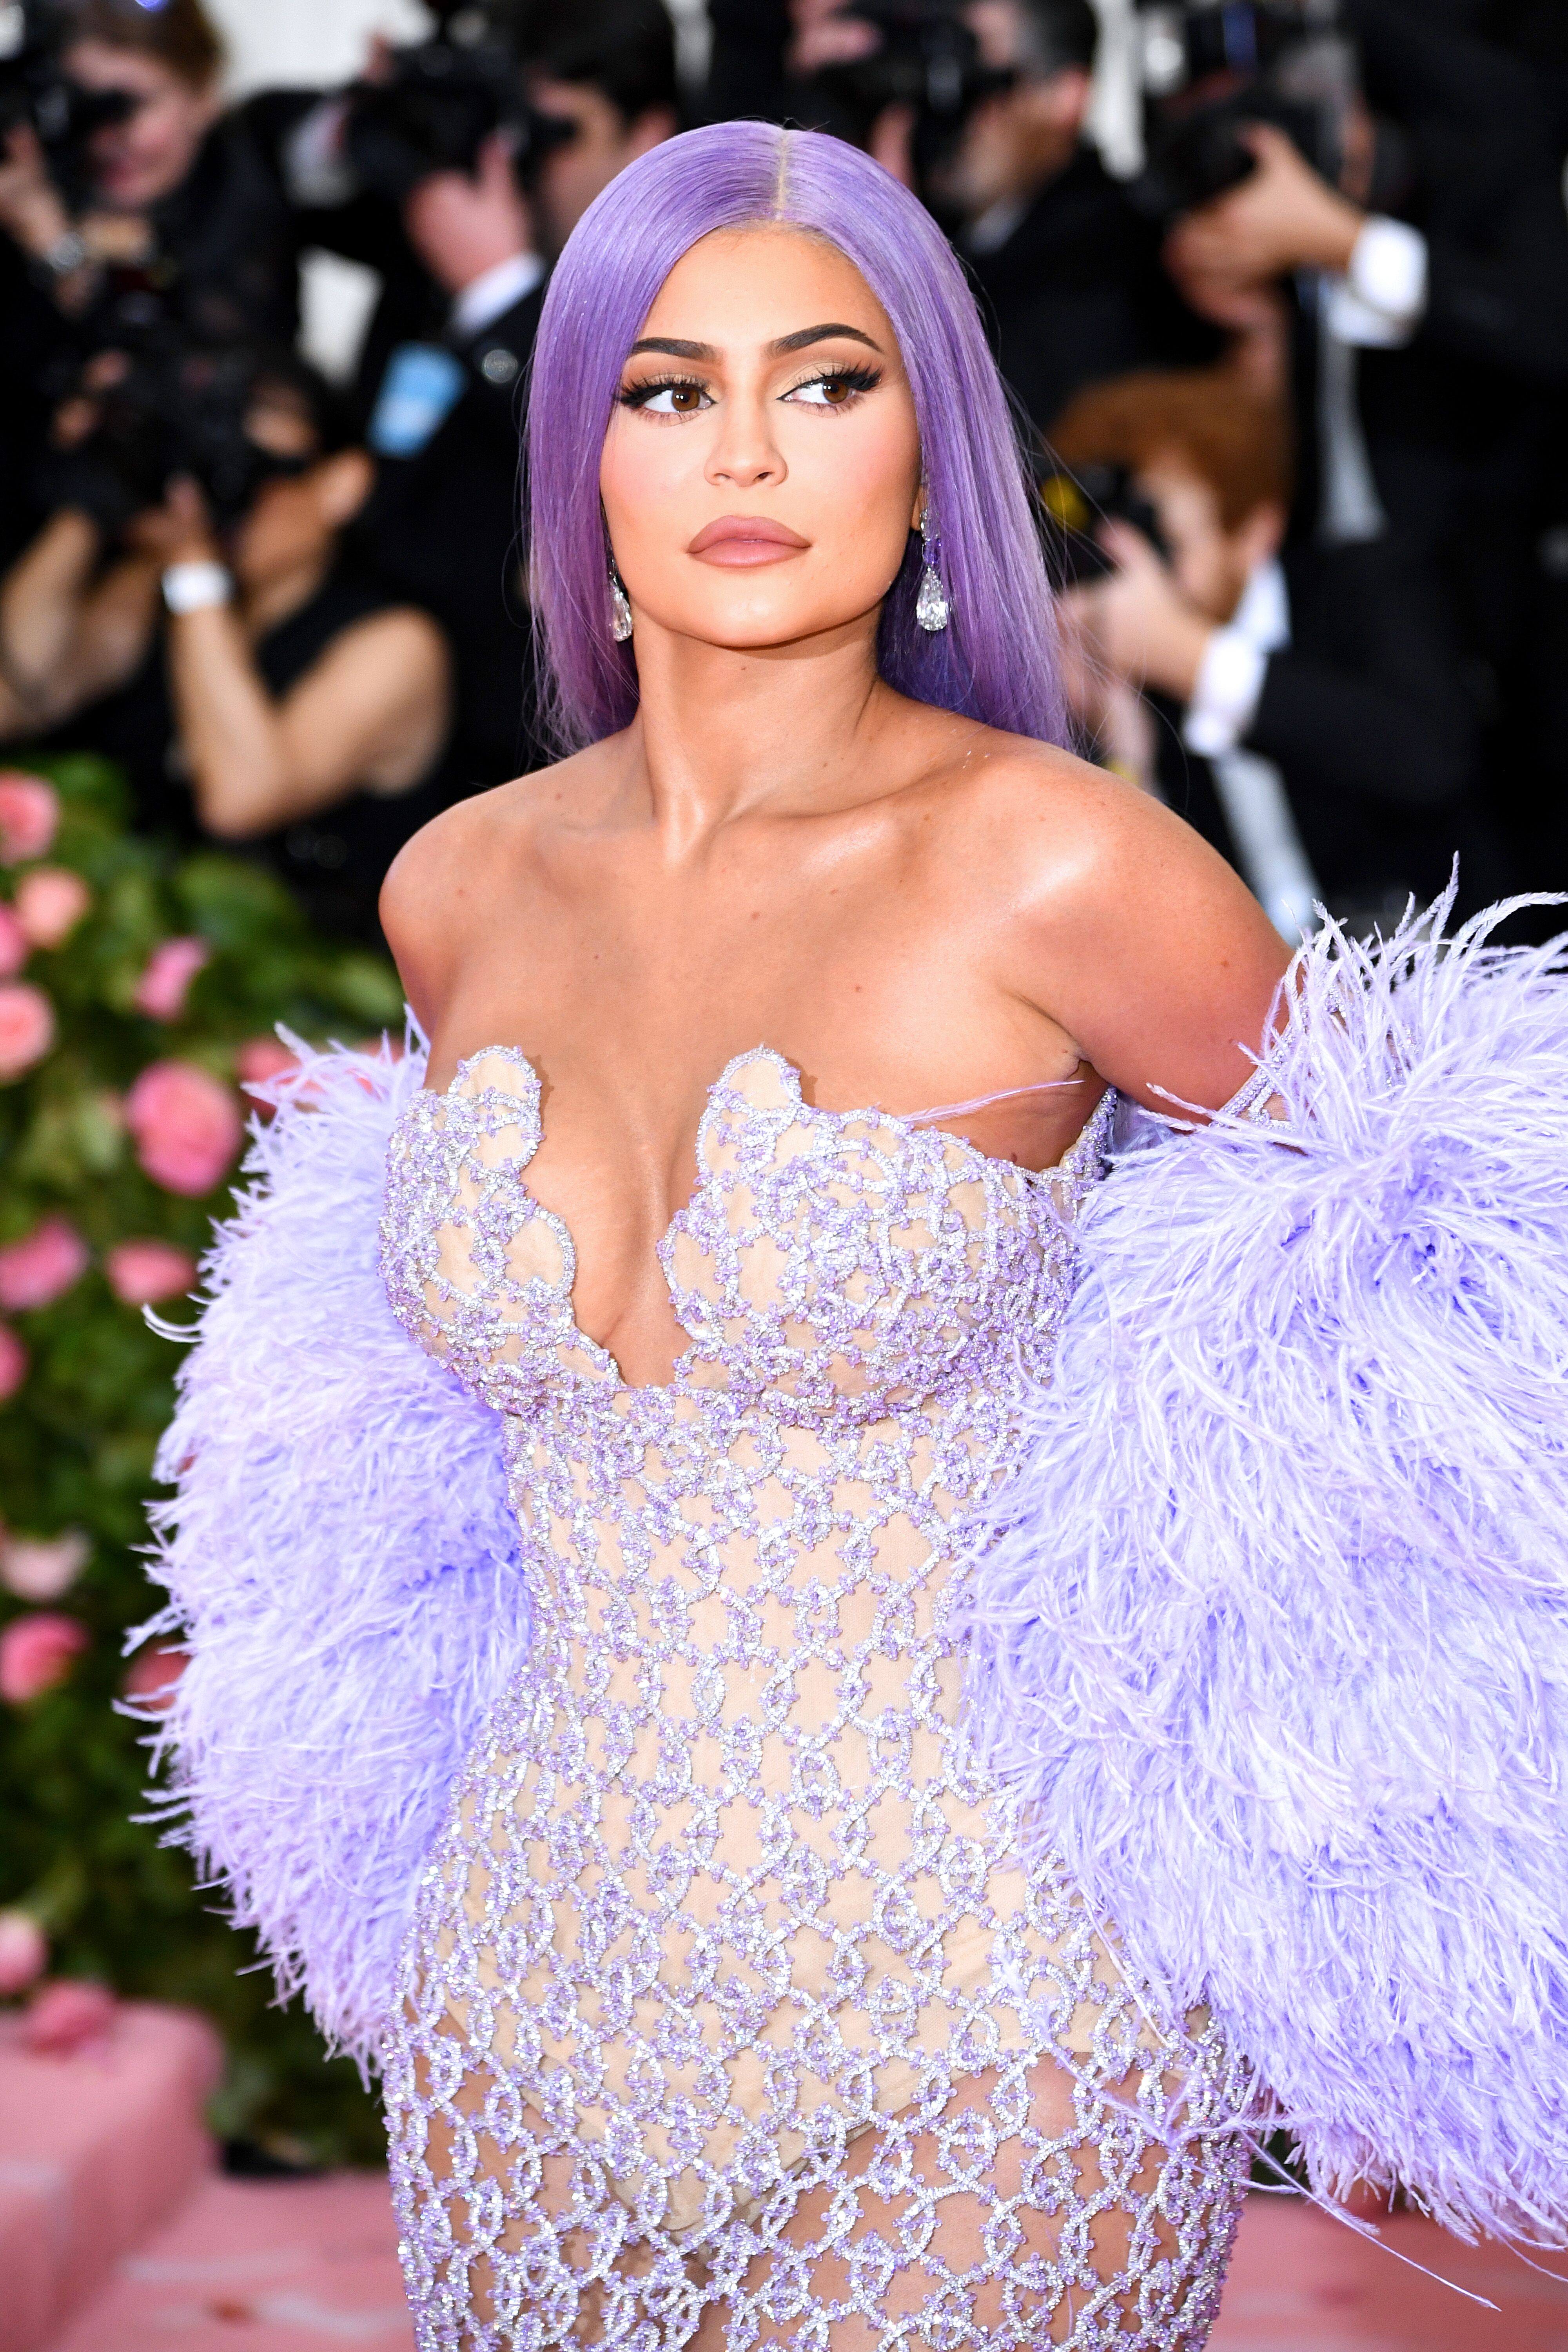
[623,612,897,853]
[241,547,334,641]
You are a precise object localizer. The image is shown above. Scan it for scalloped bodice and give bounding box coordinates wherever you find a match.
[379,1043,1113,1423]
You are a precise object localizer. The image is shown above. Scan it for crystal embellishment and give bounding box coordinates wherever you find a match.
[915,558,951,632]
[376,1047,1252,2347]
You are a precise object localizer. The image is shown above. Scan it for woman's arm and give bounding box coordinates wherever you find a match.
[167,600,452,840]
[0,509,161,735]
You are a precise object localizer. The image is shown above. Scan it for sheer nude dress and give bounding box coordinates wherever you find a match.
[378,1045,1253,2349]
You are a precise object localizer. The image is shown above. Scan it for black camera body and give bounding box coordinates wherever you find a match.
[341,0,571,207]
[0,0,136,208]
[1130,0,1355,221]
[49,336,319,539]
[1039,463,1172,590]
[800,0,1012,207]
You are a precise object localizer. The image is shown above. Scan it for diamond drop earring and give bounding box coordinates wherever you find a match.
[608,554,633,643]
[915,501,951,633]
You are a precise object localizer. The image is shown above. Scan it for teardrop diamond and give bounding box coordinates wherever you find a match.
[915,562,950,633]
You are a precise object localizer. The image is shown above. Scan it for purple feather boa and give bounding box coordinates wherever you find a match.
[140,1032,529,2070]
[960,889,1568,2246]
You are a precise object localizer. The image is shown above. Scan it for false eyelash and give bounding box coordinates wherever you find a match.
[787,365,882,399]
[616,374,707,410]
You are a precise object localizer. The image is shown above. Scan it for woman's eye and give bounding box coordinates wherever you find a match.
[784,368,880,409]
[621,379,711,416]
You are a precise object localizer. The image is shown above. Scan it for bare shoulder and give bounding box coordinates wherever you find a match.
[918,727,1263,929]
[916,728,1202,892]
[379,749,599,1009]
[912,724,1293,1106]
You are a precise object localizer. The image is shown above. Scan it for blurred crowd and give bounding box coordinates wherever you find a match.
[0,0,1564,947]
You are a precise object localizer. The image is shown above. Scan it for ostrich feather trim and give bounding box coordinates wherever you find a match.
[961,887,1568,2246]
[140,1032,528,2070]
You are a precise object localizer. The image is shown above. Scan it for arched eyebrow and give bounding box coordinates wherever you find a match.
[624,323,885,362]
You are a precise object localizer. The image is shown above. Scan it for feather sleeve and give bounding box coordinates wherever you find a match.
[140,1034,530,2071]
[961,889,1568,2247]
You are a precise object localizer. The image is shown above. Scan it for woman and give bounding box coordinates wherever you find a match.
[147,125,1568,2348]
[0,354,452,943]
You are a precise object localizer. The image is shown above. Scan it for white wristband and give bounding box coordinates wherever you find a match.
[162,561,233,615]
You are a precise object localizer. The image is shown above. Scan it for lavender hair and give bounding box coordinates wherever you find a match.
[525,121,1067,757]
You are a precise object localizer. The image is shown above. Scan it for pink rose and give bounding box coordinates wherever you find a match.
[123,1641,184,1712]
[0,902,27,978]
[0,1529,90,1601]
[0,774,60,864]
[106,1238,198,1307]
[24,1978,116,2056]
[15,867,90,949]
[0,1910,47,1997]
[0,982,54,1080]
[235,1036,299,1090]
[0,1218,89,1312]
[0,1612,88,1702]
[133,936,210,1022]
[0,1324,25,1400]
[125,1060,242,1196]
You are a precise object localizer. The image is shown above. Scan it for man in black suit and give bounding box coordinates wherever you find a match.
[1049,366,1508,933]
[313,1,679,791]
[1161,0,1568,900]
[933,0,1218,434]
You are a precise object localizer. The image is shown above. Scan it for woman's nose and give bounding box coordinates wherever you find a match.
[704,394,785,492]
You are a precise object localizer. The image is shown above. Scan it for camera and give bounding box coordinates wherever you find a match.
[1129,0,1356,221]
[799,1,1013,209]
[341,0,573,207]
[47,334,334,539]
[0,0,136,207]
[1038,463,1172,590]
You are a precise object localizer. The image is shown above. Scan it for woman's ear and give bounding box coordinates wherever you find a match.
[313,449,376,530]
[911,482,927,533]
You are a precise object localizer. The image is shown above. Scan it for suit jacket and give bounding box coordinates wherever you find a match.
[356,280,548,792]
[1161,536,1511,916]
[966,149,1219,437]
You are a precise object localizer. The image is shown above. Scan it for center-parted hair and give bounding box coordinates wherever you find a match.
[525,121,1066,757]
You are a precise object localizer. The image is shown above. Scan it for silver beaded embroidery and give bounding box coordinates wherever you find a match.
[377,1046,1251,2349]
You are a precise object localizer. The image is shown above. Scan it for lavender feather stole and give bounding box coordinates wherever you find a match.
[962,891,1568,2246]
[141,1034,528,2070]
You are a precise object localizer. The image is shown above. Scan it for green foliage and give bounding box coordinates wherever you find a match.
[0,755,400,2163]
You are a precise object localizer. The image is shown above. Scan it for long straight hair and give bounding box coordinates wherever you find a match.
[525,121,1066,757]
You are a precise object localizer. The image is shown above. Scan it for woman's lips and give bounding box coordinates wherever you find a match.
[686,515,811,567]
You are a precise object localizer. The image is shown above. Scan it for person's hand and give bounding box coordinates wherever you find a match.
[1068,524,1215,703]
[402,130,536,298]
[788,0,880,74]
[1164,123,1363,292]
[126,477,221,569]
[0,123,74,260]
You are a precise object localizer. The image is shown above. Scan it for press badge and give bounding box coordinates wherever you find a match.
[367,345,466,458]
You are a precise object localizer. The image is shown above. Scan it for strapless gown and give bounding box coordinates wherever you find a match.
[377,1045,1254,2349]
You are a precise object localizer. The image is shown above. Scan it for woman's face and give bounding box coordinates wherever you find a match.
[599,228,924,659]
[65,42,221,213]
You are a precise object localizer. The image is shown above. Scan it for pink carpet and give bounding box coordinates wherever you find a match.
[0,2001,221,2352]
[41,2172,1568,2349]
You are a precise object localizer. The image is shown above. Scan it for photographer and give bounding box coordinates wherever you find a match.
[516,0,679,255]
[1049,365,1508,931]
[1154,0,1568,826]
[345,0,678,788]
[0,354,452,943]
[935,0,1218,432]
